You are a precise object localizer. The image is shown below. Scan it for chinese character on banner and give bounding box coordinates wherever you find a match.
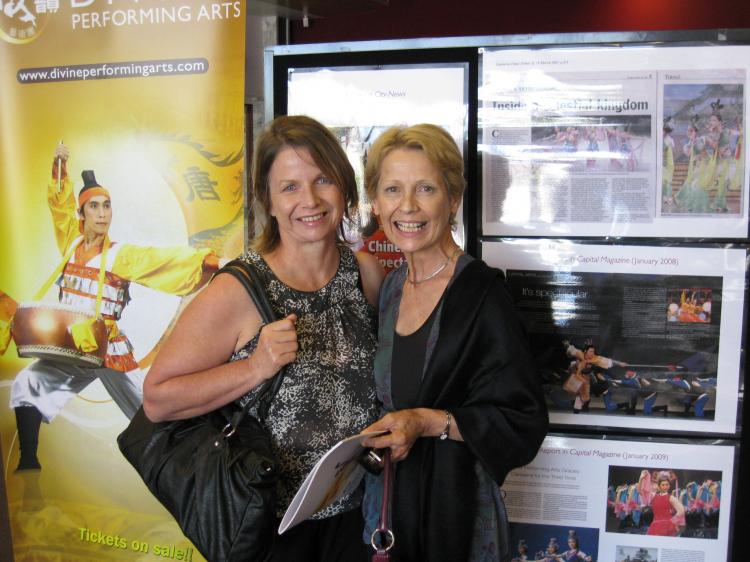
[183,166,221,202]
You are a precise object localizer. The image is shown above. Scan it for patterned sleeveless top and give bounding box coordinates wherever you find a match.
[231,247,379,519]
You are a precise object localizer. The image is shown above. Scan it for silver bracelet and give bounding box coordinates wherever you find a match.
[439,410,452,440]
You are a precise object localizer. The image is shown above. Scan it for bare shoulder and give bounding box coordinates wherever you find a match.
[354,250,385,308]
[145,270,263,389]
[173,271,263,346]
[193,270,256,311]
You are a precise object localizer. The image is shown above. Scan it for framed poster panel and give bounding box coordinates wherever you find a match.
[481,239,746,435]
[287,63,468,250]
[270,43,478,266]
[283,62,469,267]
[503,435,736,562]
[480,45,750,239]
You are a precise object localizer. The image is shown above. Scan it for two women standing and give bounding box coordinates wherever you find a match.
[143,117,547,561]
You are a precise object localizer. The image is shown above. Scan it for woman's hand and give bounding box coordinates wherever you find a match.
[362,407,462,462]
[361,409,428,461]
[247,314,298,380]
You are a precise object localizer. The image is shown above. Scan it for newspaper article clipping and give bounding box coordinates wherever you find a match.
[481,45,749,238]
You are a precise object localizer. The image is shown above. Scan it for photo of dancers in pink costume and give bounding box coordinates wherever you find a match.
[606,466,721,539]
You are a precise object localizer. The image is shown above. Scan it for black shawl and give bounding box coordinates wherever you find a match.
[390,258,548,561]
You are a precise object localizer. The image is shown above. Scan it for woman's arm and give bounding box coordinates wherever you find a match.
[142,273,297,422]
[670,494,686,518]
[354,250,385,308]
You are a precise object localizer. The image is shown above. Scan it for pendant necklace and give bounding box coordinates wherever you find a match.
[407,247,463,285]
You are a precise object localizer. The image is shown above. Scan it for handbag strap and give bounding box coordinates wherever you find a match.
[371,449,395,561]
[214,258,286,425]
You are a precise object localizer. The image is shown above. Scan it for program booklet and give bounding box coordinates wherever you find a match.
[278,430,387,534]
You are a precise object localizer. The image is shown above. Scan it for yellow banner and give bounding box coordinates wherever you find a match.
[1,2,245,560]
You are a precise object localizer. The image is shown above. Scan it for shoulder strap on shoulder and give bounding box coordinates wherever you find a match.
[214,258,284,422]
[215,258,275,324]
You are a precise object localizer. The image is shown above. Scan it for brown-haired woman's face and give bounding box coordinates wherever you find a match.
[268,146,345,247]
[371,148,457,256]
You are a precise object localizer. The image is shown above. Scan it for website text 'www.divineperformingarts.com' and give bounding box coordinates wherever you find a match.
[17,58,209,84]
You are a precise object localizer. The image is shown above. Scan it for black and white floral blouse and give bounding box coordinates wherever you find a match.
[231,246,378,519]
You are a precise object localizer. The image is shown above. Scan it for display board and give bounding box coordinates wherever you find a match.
[286,62,469,263]
[482,239,746,436]
[268,29,750,560]
[480,45,749,239]
[503,435,737,562]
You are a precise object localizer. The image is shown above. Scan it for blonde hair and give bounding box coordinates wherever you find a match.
[364,124,465,211]
[251,115,358,253]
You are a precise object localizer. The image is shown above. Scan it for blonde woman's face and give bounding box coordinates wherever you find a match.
[371,148,458,256]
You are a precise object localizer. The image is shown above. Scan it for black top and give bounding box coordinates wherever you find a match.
[370,257,549,561]
[391,303,439,410]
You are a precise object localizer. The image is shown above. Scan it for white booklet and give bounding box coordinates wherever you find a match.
[278,430,387,534]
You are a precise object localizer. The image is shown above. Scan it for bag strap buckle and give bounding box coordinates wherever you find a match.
[370,529,395,552]
[212,423,237,448]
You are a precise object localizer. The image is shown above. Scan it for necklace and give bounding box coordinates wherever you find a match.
[407,247,463,285]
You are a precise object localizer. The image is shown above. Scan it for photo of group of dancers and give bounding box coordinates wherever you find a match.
[531,116,651,174]
[510,523,598,561]
[661,84,744,215]
[666,288,712,323]
[606,466,722,539]
[549,337,718,418]
[504,269,722,421]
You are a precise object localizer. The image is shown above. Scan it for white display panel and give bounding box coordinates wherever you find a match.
[480,45,749,238]
[503,435,735,562]
[483,240,746,435]
[288,64,469,260]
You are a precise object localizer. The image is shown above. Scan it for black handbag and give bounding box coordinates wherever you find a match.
[117,259,285,562]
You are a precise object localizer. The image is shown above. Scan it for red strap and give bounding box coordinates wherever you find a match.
[372,449,394,561]
[378,449,392,534]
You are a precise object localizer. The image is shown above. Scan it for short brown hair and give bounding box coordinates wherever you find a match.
[364,124,466,206]
[251,115,358,253]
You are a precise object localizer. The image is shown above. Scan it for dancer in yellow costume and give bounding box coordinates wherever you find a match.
[705,100,731,213]
[9,143,222,471]
[563,340,628,413]
[675,116,711,213]
[728,116,744,193]
[662,117,675,205]
[0,289,17,356]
